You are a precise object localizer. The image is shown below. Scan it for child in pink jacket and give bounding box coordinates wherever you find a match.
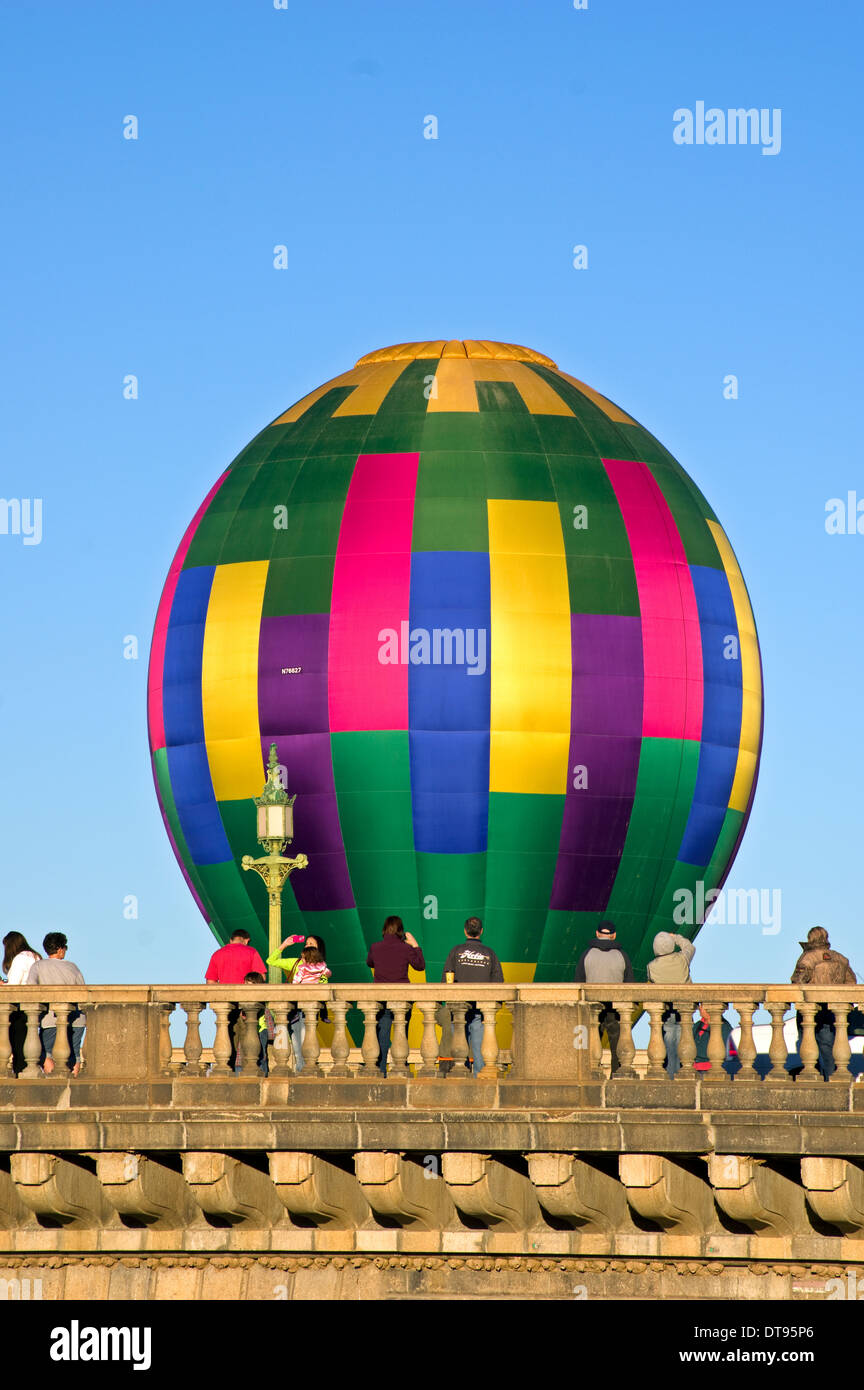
[291,945,332,987]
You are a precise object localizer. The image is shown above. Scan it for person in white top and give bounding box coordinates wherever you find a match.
[2,932,43,1074]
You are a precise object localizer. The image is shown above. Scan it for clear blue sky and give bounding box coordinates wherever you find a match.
[1,0,861,985]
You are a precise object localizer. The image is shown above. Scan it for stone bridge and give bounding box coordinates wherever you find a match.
[1,983,863,1301]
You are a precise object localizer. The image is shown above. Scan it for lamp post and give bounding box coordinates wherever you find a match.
[242,743,308,986]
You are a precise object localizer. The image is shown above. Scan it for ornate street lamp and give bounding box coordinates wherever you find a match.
[242,743,308,985]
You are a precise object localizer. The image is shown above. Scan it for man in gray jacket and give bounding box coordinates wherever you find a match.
[573,921,634,1073]
[646,931,695,1077]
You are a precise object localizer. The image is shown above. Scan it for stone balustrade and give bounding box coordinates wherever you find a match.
[579,984,864,1085]
[2,983,863,1089]
[2,984,864,1299]
[1,985,518,1084]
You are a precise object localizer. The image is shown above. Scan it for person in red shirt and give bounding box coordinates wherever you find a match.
[205,929,267,984]
[366,917,424,1076]
[205,929,267,1073]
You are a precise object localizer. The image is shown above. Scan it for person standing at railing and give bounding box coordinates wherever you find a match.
[2,932,42,1076]
[366,917,425,1076]
[205,928,267,984]
[646,932,695,1078]
[790,926,859,1080]
[25,933,86,1077]
[691,1005,733,1072]
[205,928,268,1072]
[440,918,503,1076]
[573,921,634,1074]
[240,971,275,1076]
[266,933,327,1073]
[288,944,333,1072]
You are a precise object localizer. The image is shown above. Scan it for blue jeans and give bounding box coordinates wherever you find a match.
[663,1019,682,1078]
[289,1014,305,1073]
[376,1008,393,1075]
[466,1008,484,1076]
[40,1018,85,1069]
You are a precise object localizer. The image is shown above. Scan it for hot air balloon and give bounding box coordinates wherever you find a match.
[147,340,762,982]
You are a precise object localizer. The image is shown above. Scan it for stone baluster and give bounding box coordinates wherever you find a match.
[388,1001,410,1077]
[300,1002,323,1076]
[183,1003,205,1076]
[268,1002,293,1078]
[51,1004,72,1075]
[735,999,758,1080]
[21,1004,43,1079]
[328,999,352,1077]
[359,1001,380,1073]
[450,1003,469,1075]
[831,1003,853,1083]
[703,1001,730,1082]
[477,1002,501,1080]
[418,1001,440,1077]
[587,1002,605,1079]
[159,1004,178,1075]
[615,1001,637,1079]
[499,1005,514,1074]
[230,1009,243,1071]
[644,1002,667,1080]
[677,1002,697,1075]
[210,1003,233,1076]
[0,1000,12,1077]
[241,1002,263,1079]
[766,1002,791,1083]
[797,1001,821,1082]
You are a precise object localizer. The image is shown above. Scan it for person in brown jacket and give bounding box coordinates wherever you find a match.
[791,927,858,1080]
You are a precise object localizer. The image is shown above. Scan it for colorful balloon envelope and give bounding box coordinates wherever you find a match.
[147,340,762,981]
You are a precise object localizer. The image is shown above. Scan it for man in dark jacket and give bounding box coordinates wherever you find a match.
[367,917,425,1075]
[573,921,634,1074]
[440,917,503,1076]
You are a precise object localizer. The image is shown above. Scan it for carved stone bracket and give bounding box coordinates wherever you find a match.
[268,1152,371,1228]
[181,1153,285,1228]
[11,1153,118,1228]
[442,1153,542,1230]
[801,1156,864,1235]
[354,1152,457,1229]
[708,1154,808,1236]
[619,1154,717,1235]
[528,1153,634,1232]
[0,1168,35,1229]
[95,1152,202,1228]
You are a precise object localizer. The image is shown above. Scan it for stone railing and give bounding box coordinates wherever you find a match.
[0,985,520,1083]
[579,984,864,1084]
[154,984,517,1081]
[2,983,863,1088]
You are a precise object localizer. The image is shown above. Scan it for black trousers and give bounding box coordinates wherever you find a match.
[227,1006,241,1070]
[598,1006,621,1073]
[9,1010,27,1075]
